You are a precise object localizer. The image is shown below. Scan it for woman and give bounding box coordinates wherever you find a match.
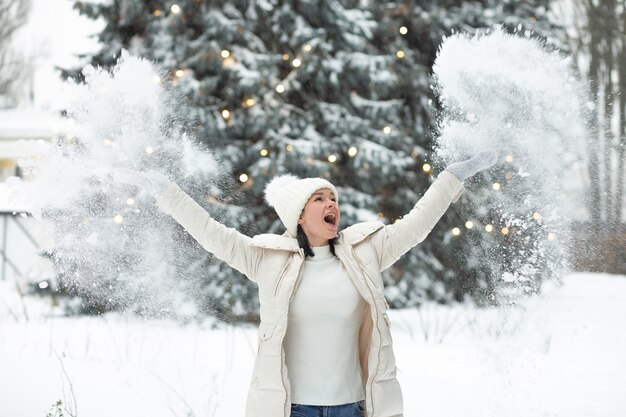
[147,150,497,417]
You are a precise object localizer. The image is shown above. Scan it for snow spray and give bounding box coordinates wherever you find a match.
[431,29,593,416]
[432,28,588,303]
[25,52,222,317]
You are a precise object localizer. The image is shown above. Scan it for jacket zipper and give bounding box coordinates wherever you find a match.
[349,245,382,417]
[281,249,305,416]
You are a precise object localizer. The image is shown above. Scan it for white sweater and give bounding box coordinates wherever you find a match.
[283,244,366,405]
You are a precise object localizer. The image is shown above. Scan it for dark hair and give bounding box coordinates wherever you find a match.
[297,225,338,258]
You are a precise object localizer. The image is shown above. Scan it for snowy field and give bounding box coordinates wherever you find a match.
[1,272,625,417]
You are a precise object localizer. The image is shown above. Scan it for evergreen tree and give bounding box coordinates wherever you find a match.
[63,0,562,321]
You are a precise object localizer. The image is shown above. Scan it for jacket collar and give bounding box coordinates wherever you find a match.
[340,220,385,245]
[251,231,301,252]
[251,221,385,251]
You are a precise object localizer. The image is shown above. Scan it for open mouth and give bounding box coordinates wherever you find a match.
[323,213,337,226]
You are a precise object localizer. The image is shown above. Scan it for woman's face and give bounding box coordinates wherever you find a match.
[298,188,340,247]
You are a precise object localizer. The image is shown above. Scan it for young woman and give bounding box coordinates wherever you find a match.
[146,150,497,417]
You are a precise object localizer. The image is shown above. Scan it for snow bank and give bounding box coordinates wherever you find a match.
[1,273,625,417]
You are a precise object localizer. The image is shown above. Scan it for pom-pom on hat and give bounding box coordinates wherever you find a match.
[264,174,338,236]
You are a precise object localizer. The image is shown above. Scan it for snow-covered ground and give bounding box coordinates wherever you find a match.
[1,272,625,417]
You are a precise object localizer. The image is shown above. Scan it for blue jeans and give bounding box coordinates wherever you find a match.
[290,400,365,417]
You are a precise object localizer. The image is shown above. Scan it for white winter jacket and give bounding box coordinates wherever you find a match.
[154,171,464,417]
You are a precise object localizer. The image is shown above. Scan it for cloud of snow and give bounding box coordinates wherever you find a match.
[24,52,220,317]
[433,28,588,301]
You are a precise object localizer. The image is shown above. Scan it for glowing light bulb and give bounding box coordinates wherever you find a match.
[276,84,285,93]
[383,126,392,135]
[328,154,337,163]
[422,163,431,173]
[126,198,135,206]
[465,220,474,229]
[396,50,405,59]
[243,98,257,108]
[501,227,510,235]
[292,58,302,68]
[239,173,249,183]
[547,232,557,241]
[492,182,501,191]
[145,146,154,155]
[221,109,230,119]
[171,4,181,14]
[286,144,293,152]
[175,69,185,78]
[303,44,312,52]
[113,215,124,224]
[533,212,542,220]
[221,50,230,59]
[505,154,514,163]
[260,148,269,157]
[348,147,358,157]
[377,212,385,218]
[153,9,162,16]
[399,26,408,35]
[485,224,494,232]
[451,227,461,236]
[282,54,290,61]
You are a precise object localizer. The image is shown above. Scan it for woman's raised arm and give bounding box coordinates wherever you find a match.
[369,150,497,271]
[143,173,263,282]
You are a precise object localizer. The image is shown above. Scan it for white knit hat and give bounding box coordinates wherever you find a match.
[264,174,339,236]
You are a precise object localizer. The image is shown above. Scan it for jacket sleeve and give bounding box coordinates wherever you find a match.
[154,181,262,282]
[369,171,464,271]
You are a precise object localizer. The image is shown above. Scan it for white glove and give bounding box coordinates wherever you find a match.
[113,169,172,196]
[138,169,172,196]
[444,150,498,181]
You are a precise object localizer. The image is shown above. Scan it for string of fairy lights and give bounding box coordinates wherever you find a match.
[151,2,412,185]
[446,153,557,241]
[122,4,558,241]
[449,211,557,240]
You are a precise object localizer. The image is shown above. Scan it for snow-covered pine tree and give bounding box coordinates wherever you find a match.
[64,0,562,321]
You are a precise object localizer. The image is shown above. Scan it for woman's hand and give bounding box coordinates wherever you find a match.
[138,170,172,196]
[444,150,498,181]
[113,169,173,196]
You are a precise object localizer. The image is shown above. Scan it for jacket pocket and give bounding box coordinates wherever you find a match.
[258,321,277,341]
[258,321,280,355]
[253,322,280,385]
[252,322,276,383]
[272,257,293,297]
[382,312,391,328]
[381,312,392,347]
[253,321,277,376]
